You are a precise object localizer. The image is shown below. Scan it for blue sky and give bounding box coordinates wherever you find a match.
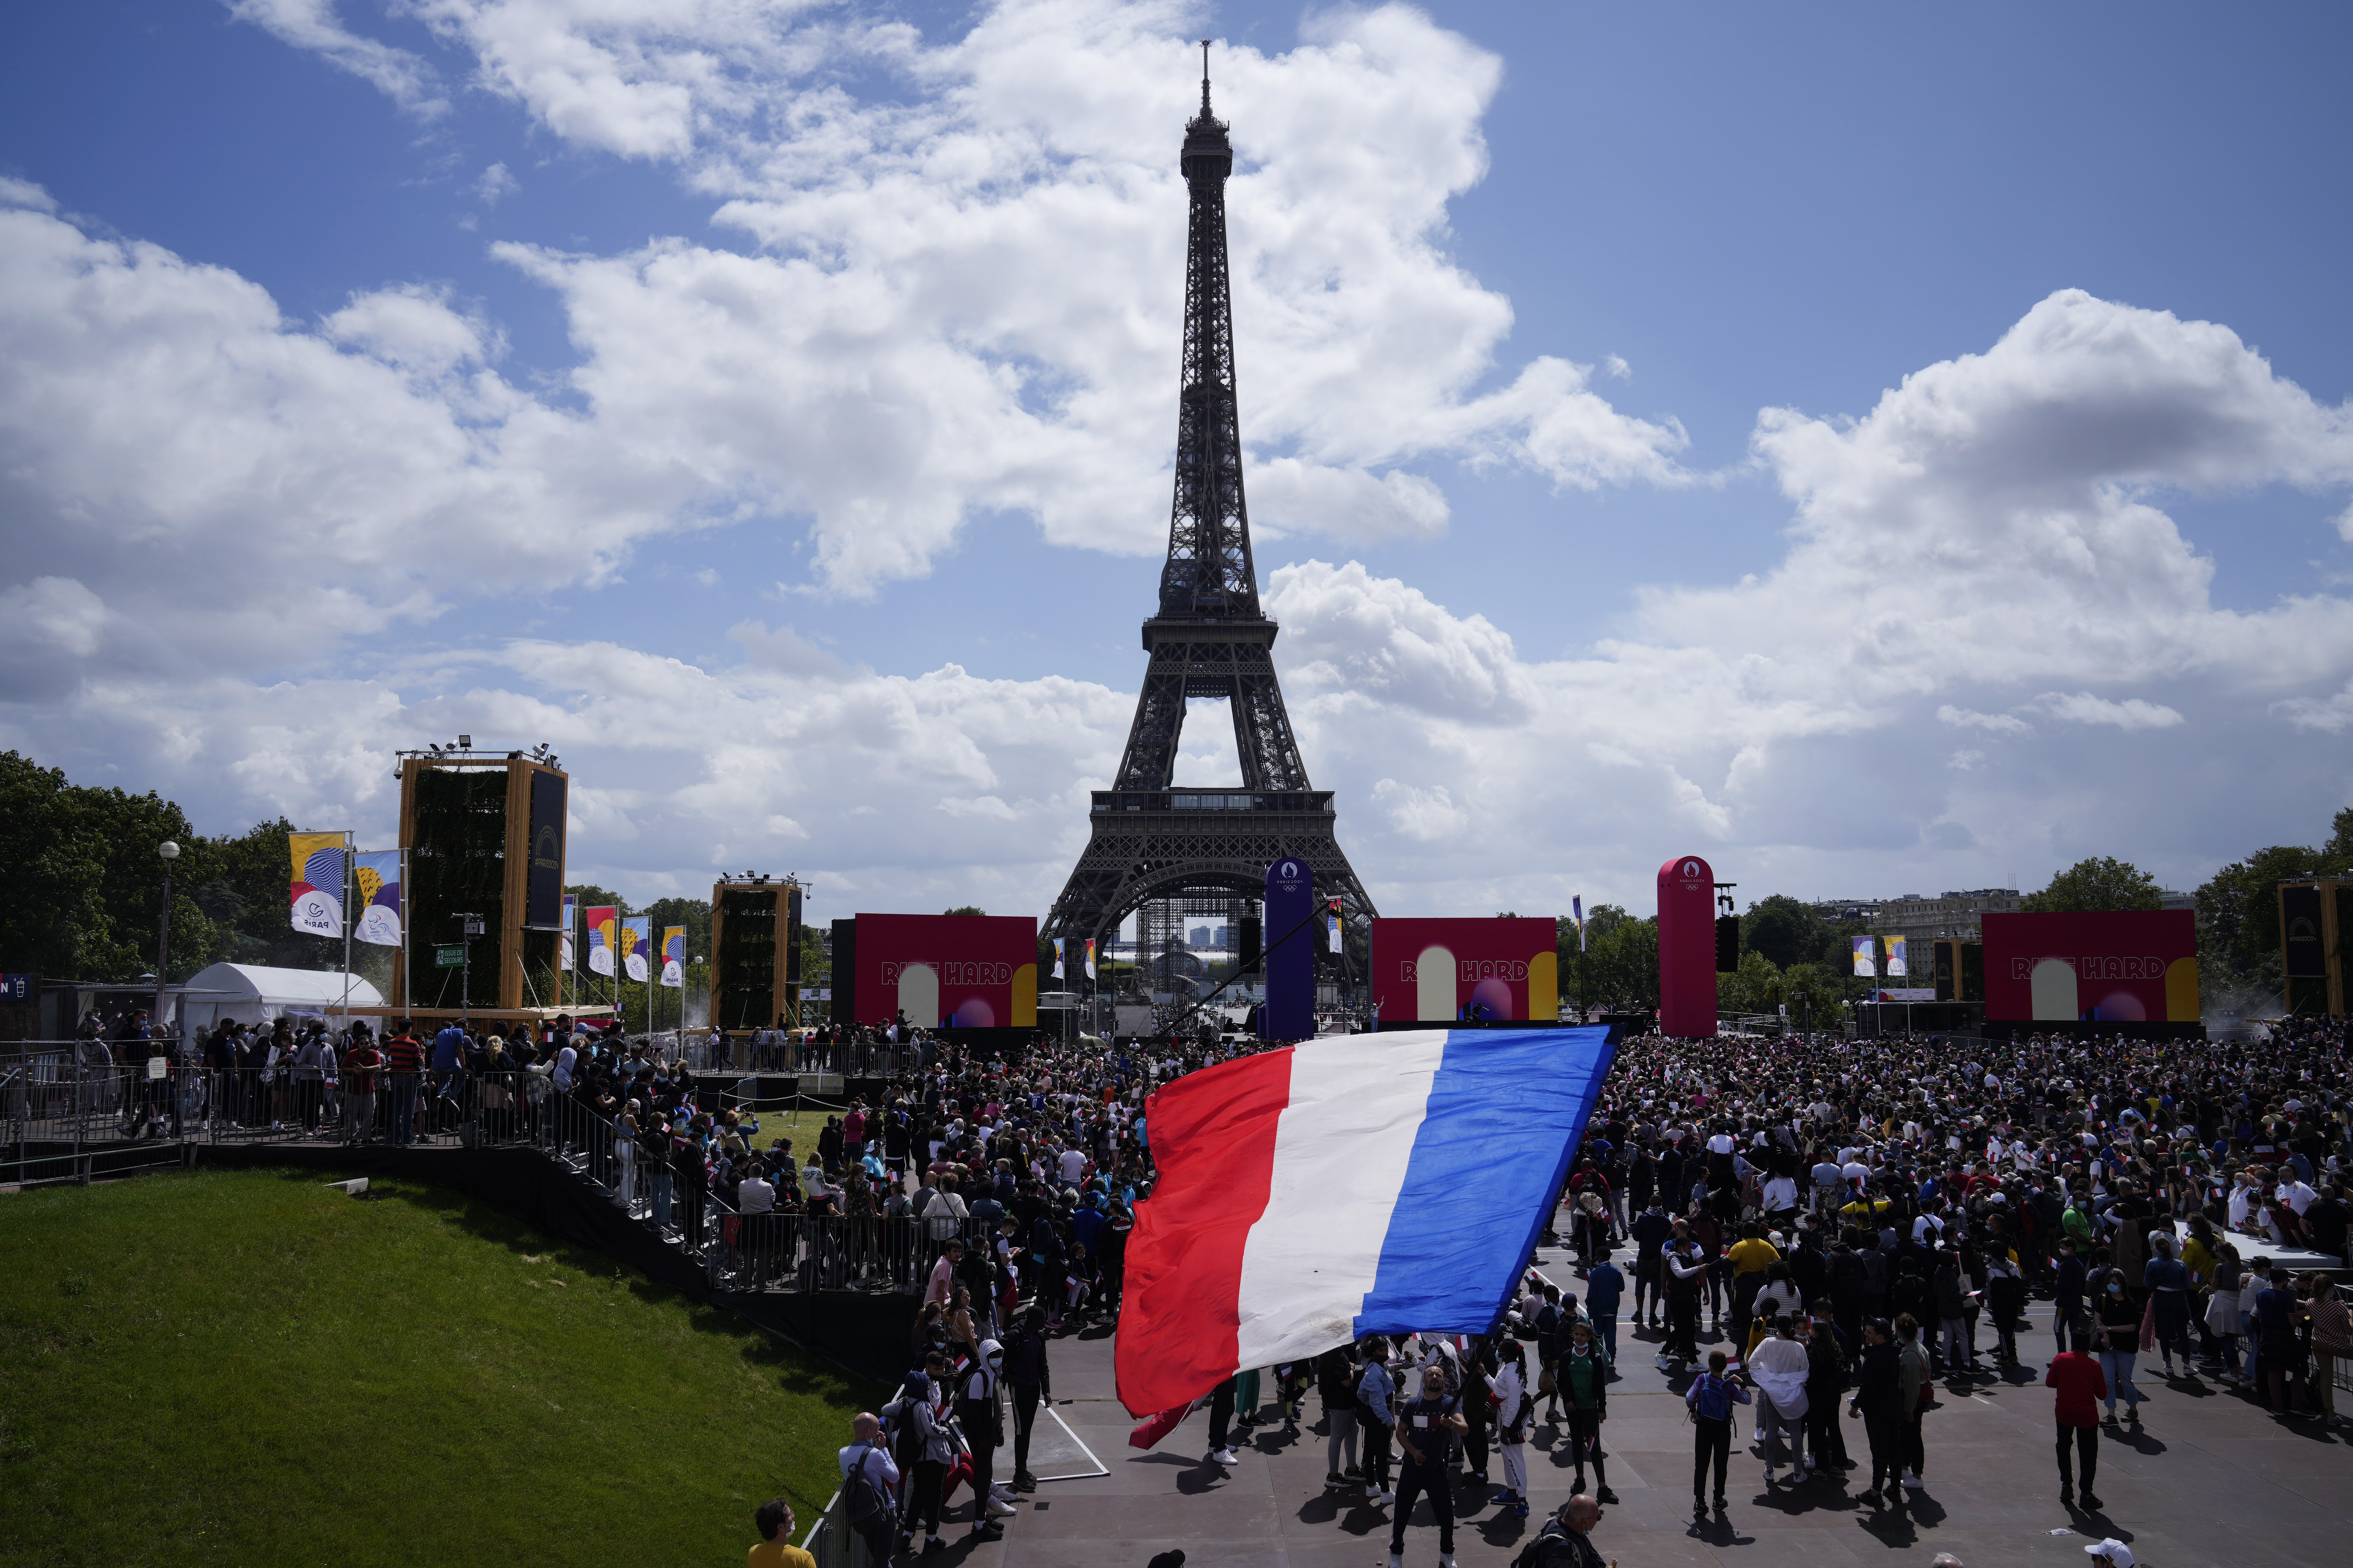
[3,1,2350,922]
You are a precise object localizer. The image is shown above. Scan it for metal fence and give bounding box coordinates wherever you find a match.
[3,1045,200,1187]
[799,1485,879,1568]
[701,1205,997,1296]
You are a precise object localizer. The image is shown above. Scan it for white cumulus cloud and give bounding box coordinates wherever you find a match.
[1936,704,2032,735]
[226,0,1694,593]
[2034,691,2186,729]
[226,0,447,115]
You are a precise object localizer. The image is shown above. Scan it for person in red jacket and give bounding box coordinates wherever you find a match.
[2045,1321,2108,1511]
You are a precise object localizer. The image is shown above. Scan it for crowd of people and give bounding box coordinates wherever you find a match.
[815,1013,2353,1565]
[30,999,2353,1565]
[1151,1013,2353,1561]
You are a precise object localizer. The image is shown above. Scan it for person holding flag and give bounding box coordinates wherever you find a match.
[1113,1025,1616,1456]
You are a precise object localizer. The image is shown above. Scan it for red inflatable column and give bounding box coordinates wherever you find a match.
[1656,855,1718,1038]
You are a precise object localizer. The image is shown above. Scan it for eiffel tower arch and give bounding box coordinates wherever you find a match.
[1044,51,1376,953]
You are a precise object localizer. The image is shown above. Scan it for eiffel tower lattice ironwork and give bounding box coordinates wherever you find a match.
[1043,48,1376,948]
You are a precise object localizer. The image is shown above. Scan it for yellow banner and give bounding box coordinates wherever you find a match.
[288,831,346,886]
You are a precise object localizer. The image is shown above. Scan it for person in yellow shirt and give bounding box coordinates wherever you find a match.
[1724,1225,1783,1347]
[1840,1194,1891,1233]
[747,1498,816,1568]
[2180,1214,2220,1287]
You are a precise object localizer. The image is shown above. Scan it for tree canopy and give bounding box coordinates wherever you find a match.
[0,750,360,985]
[2192,808,2353,1003]
[2022,856,2162,913]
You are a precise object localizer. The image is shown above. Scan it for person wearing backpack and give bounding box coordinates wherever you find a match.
[838,1412,902,1567]
[890,1360,954,1554]
[1388,1361,1467,1568]
[1512,1494,1606,1568]
[959,1340,1011,1543]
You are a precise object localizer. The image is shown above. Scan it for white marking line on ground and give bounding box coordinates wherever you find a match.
[1035,1405,1110,1481]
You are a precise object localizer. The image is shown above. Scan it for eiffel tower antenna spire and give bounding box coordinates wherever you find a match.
[1043,59,1375,955]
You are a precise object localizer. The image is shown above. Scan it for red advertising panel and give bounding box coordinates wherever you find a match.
[1656,855,1717,1038]
[850,914,1037,1029]
[1370,918,1559,1023]
[1981,911,2199,1023]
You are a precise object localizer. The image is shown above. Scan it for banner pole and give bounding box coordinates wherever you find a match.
[340,832,353,1034]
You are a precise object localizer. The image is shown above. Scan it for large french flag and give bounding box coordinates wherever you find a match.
[1115,1026,1616,1416]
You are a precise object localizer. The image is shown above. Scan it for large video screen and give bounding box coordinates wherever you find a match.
[1369,917,1559,1023]
[851,913,1038,1028]
[1980,910,2198,1023]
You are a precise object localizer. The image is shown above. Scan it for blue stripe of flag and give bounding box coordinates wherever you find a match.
[1354,1026,1616,1337]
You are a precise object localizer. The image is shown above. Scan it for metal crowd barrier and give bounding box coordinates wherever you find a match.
[799,1485,881,1568]
[702,1206,1000,1296]
[3,1045,198,1188]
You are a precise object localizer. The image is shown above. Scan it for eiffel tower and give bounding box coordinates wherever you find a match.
[1043,48,1376,953]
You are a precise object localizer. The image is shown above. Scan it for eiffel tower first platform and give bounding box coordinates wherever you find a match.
[1043,53,1376,949]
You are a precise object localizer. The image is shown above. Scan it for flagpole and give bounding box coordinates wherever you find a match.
[340,832,353,1034]
[400,847,411,1013]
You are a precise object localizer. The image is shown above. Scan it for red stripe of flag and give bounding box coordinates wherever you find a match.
[1113,1046,1293,1416]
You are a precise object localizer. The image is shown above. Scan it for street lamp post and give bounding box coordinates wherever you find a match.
[455,913,485,1032]
[154,841,180,1038]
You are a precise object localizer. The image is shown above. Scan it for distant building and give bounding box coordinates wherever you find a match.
[1810,898,1883,925]
[1875,889,2022,954]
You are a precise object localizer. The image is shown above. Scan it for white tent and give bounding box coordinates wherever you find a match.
[170,963,384,1033]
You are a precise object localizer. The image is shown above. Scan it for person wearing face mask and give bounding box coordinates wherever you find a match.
[2093,1267,2144,1425]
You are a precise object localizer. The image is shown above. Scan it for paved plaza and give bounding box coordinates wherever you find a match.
[941,1241,2349,1568]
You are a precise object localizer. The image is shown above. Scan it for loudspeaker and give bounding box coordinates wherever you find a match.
[1714,915,1741,972]
[1238,914,1262,972]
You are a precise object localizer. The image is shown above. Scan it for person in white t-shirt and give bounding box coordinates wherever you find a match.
[736,1169,777,1287]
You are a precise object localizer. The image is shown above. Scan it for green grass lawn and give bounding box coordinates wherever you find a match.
[0,1169,879,1568]
[747,1107,824,1153]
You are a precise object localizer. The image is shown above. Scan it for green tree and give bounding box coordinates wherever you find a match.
[2022,856,2162,913]
[2193,813,2353,999]
[1741,894,1829,970]
[1717,948,1783,1015]
[942,905,986,916]
[563,883,630,915]
[0,750,229,983]
[1567,905,1657,1012]
[1780,961,1829,1023]
[187,816,359,974]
